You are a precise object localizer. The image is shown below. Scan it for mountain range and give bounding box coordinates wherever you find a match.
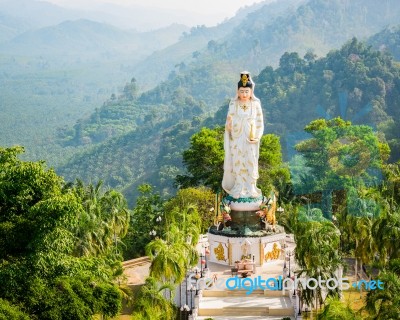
[1,0,400,203]
[0,0,261,32]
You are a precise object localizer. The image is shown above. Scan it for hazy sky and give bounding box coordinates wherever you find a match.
[47,0,269,26]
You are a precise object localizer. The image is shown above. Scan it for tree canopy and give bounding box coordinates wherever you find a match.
[0,146,128,319]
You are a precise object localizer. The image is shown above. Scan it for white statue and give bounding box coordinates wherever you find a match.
[222,72,264,199]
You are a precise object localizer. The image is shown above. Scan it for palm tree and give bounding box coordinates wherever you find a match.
[132,277,176,320]
[295,220,341,311]
[372,210,400,267]
[165,203,201,247]
[339,186,380,283]
[73,180,107,256]
[296,220,341,272]
[73,208,105,256]
[100,190,130,253]
[364,259,400,319]
[317,296,361,319]
[146,235,187,285]
[276,202,299,234]
[356,216,376,279]
[72,180,130,257]
[381,163,400,208]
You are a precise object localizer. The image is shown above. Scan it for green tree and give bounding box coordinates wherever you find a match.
[0,146,125,319]
[72,180,130,257]
[0,299,29,320]
[176,128,289,198]
[164,186,214,233]
[317,296,361,319]
[372,210,400,267]
[131,277,175,320]
[146,236,187,284]
[365,259,400,319]
[295,117,388,219]
[381,163,400,209]
[175,126,224,192]
[146,204,200,284]
[123,184,164,259]
[258,134,291,196]
[295,218,341,311]
[164,204,201,248]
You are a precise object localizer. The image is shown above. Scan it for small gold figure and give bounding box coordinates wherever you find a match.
[265,243,281,261]
[214,243,226,261]
[241,74,249,86]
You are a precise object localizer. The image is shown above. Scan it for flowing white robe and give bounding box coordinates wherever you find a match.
[222,99,264,199]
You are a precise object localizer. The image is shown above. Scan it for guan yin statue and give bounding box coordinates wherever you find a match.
[208,72,285,267]
[216,71,279,235]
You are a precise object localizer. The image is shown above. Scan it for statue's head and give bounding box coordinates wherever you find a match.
[237,71,255,102]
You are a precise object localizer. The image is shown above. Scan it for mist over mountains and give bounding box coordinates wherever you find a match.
[1,0,400,202]
[0,0,265,32]
[2,19,189,59]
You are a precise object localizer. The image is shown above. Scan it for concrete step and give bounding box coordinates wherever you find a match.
[198,296,293,317]
[197,317,295,320]
[202,289,287,297]
[223,307,268,316]
[202,289,265,297]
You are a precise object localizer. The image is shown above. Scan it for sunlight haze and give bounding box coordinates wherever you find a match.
[46,0,271,28]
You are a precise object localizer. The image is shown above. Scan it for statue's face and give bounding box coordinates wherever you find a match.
[238,87,252,101]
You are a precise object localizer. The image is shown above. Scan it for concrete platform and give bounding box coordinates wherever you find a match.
[201,246,296,282]
[198,295,293,317]
[197,256,297,318]
[197,317,295,320]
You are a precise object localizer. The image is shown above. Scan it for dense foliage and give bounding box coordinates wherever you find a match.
[274,118,400,318]
[125,184,204,319]
[254,38,400,162]
[1,2,400,319]
[294,117,389,218]
[0,146,129,319]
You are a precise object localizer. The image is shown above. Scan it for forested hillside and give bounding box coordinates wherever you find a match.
[0,19,189,165]
[63,0,400,151]
[369,25,400,60]
[58,38,400,205]
[3,0,400,169]
[2,0,400,203]
[133,0,400,97]
[254,38,400,160]
[131,0,304,88]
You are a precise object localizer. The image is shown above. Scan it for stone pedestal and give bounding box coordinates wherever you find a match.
[226,210,261,233]
[207,231,286,267]
[210,193,284,267]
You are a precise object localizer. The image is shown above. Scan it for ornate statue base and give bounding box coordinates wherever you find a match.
[207,195,286,267]
[224,195,263,211]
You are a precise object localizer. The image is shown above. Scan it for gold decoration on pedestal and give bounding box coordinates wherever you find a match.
[264,243,281,261]
[214,243,226,261]
[256,192,277,232]
[228,242,232,265]
[260,241,264,265]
